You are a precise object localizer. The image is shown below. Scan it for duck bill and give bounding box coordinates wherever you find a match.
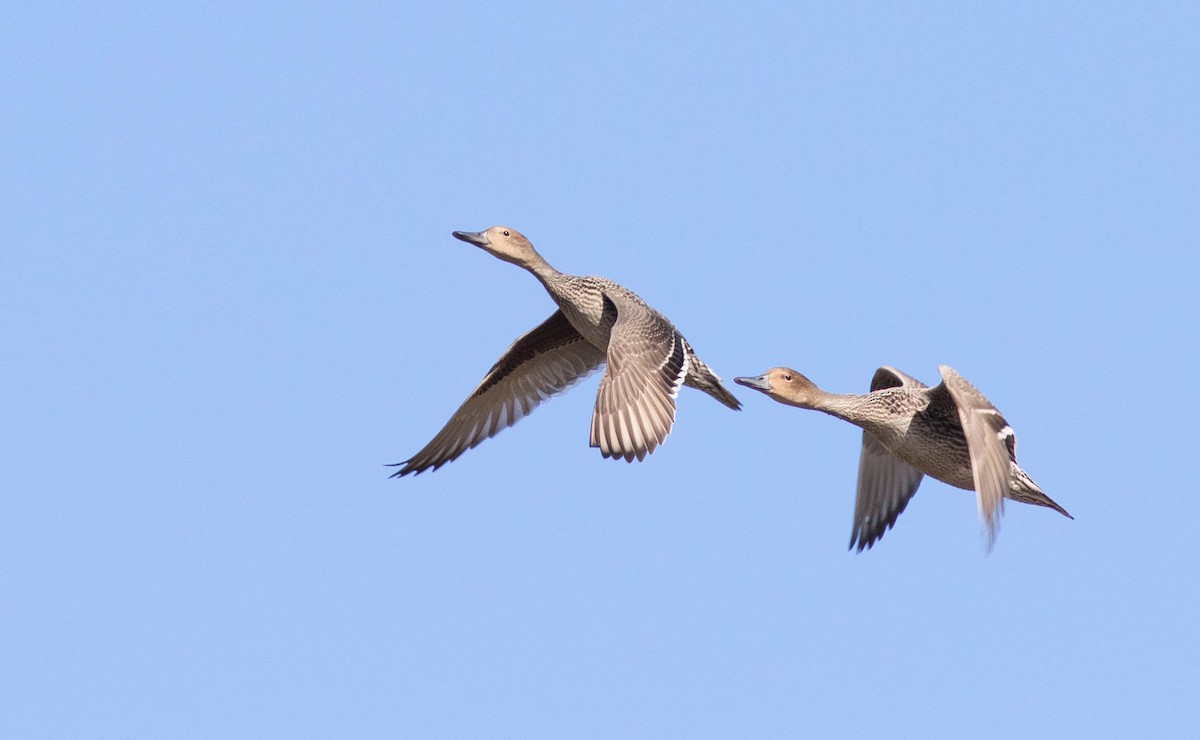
[452,230,489,247]
[734,375,771,392]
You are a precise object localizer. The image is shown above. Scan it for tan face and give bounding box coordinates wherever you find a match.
[481,225,522,247]
[452,226,535,266]
[735,367,817,406]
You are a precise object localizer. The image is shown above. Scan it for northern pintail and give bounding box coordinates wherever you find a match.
[392,226,740,476]
[735,365,1071,551]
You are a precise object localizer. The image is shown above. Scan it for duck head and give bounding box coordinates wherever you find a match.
[735,368,821,408]
[452,226,539,268]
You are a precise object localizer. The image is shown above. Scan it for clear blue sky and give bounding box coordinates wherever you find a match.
[4,3,1198,737]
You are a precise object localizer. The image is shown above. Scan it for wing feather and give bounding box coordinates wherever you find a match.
[590,295,687,462]
[392,310,605,476]
[849,367,929,551]
[939,365,1012,550]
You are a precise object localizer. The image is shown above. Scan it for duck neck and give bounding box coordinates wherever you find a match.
[805,390,879,429]
[524,254,566,292]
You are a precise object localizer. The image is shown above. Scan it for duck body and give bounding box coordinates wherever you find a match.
[392,227,739,477]
[846,383,978,490]
[541,273,736,405]
[735,365,1071,551]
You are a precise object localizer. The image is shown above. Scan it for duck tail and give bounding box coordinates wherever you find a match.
[1009,467,1073,519]
[680,349,742,410]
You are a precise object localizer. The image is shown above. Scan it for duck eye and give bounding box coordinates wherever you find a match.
[784,374,793,381]
[502,230,510,236]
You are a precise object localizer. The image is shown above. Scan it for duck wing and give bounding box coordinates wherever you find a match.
[590,294,688,462]
[938,365,1013,550]
[850,367,928,551]
[392,310,605,476]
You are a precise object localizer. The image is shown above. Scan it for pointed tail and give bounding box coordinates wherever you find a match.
[1010,467,1073,519]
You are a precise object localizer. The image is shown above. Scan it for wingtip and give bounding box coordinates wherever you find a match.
[981,522,1000,553]
[385,460,417,478]
[848,532,877,553]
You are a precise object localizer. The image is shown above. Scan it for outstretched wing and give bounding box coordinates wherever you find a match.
[590,295,688,462]
[939,365,1013,550]
[850,367,928,551]
[392,310,606,476]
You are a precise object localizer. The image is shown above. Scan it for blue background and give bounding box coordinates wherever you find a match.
[4,3,1197,737]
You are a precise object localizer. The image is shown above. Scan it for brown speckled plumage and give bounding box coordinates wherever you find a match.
[735,365,1071,551]
[392,226,739,476]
